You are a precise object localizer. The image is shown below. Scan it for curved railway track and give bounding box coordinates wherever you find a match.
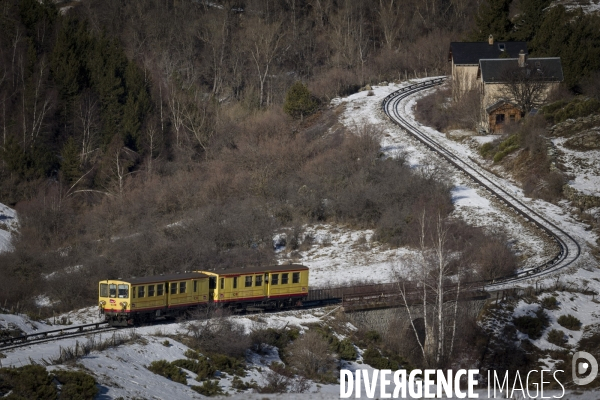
[382,77,581,290]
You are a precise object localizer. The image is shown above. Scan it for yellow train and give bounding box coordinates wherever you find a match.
[99,265,309,326]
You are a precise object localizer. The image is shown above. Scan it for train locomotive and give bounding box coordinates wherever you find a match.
[99,265,309,326]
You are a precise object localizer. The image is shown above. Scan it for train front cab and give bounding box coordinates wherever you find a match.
[99,280,132,327]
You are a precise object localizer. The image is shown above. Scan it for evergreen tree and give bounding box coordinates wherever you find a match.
[60,136,81,184]
[283,81,318,120]
[510,0,552,43]
[468,0,513,42]
[531,6,600,88]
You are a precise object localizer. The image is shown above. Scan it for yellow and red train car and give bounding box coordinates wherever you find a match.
[99,265,309,326]
[99,272,209,326]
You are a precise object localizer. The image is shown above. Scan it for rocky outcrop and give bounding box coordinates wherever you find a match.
[563,185,600,210]
[550,114,600,138]
[564,128,600,150]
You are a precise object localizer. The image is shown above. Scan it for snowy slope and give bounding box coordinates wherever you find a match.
[0,202,17,253]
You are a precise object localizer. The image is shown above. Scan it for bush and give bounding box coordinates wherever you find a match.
[541,296,559,310]
[0,365,56,400]
[513,308,549,339]
[543,97,600,124]
[53,370,98,400]
[146,360,187,384]
[557,315,581,331]
[286,331,337,381]
[283,82,319,119]
[172,359,215,381]
[362,347,398,370]
[191,380,223,396]
[547,329,567,346]
[231,376,258,391]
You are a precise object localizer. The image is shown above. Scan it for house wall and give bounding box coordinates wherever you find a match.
[452,64,479,100]
[480,81,559,130]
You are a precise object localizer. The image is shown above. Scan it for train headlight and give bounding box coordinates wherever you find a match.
[120,302,128,308]
[99,301,106,306]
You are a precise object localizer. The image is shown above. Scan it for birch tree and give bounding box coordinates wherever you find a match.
[395,212,462,368]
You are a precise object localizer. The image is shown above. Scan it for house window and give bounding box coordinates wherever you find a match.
[498,43,505,51]
[509,114,516,122]
[496,114,505,124]
[293,272,300,284]
[245,276,253,287]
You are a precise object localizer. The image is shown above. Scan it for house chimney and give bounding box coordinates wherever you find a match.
[518,50,526,67]
[488,35,494,45]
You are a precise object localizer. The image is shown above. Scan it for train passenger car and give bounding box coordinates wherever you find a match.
[99,272,210,326]
[197,264,309,310]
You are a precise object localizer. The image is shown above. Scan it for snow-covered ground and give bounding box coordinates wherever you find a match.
[0,202,17,253]
[553,136,600,197]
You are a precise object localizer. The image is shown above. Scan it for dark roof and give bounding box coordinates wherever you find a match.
[449,42,528,65]
[200,264,308,276]
[479,58,563,83]
[485,99,520,114]
[114,272,209,285]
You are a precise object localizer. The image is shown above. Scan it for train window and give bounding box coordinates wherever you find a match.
[157,284,164,296]
[132,287,136,298]
[245,276,252,287]
[209,277,216,289]
[219,278,224,290]
[282,273,289,284]
[138,286,145,298]
[255,275,262,287]
[100,284,109,297]
[171,282,177,295]
[193,280,197,292]
[271,274,279,285]
[233,277,237,289]
[293,272,300,284]
[180,282,186,293]
[148,285,155,297]
[109,284,117,298]
[118,284,129,298]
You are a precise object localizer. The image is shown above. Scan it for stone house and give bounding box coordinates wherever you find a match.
[448,35,527,101]
[477,52,563,132]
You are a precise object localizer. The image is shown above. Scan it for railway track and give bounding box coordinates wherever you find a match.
[0,322,115,351]
[381,77,581,291]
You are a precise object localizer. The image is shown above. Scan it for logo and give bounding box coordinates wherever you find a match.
[109,299,116,304]
[572,351,598,385]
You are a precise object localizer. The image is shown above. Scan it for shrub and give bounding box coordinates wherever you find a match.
[479,142,494,158]
[337,339,357,361]
[53,370,98,400]
[547,329,567,346]
[541,296,559,310]
[513,308,549,339]
[231,376,257,391]
[364,331,381,344]
[286,331,337,381]
[146,360,187,384]
[557,315,581,331]
[543,97,600,124]
[362,347,398,370]
[283,81,319,119]
[172,359,215,381]
[191,380,223,396]
[0,365,56,400]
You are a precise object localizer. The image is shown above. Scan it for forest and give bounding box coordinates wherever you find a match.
[0,0,599,313]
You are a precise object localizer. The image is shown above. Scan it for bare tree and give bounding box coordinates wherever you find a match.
[75,90,100,165]
[245,17,284,108]
[499,64,554,114]
[394,212,462,368]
